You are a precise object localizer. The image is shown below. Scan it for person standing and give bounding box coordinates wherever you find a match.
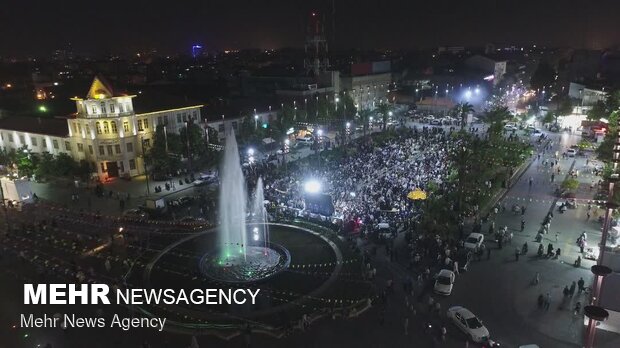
[403,313,410,336]
[487,247,491,260]
[578,277,585,293]
[515,248,520,261]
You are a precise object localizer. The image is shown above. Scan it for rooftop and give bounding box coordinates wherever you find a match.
[0,116,69,137]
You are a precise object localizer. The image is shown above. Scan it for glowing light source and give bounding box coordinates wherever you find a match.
[38,105,47,112]
[465,90,472,99]
[475,88,480,94]
[304,180,321,194]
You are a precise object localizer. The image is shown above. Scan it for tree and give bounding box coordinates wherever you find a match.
[542,111,556,124]
[587,100,608,120]
[530,61,556,91]
[356,109,372,138]
[376,103,392,131]
[453,102,474,130]
[484,106,511,137]
[555,97,573,116]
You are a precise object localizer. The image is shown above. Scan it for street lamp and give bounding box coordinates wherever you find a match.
[304,180,321,194]
[254,114,259,129]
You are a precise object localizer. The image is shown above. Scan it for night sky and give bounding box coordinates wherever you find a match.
[2,0,620,56]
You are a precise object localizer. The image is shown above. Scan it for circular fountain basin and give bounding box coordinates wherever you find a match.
[199,243,291,284]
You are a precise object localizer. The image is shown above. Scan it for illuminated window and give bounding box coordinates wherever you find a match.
[100,102,106,113]
[143,119,148,129]
[92,105,97,114]
[77,143,84,152]
[96,122,102,134]
[115,144,121,154]
[111,121,117,133]
[103,121,110,134]
[137,119,144,131]
[119,103,124,113]
[110,104,115,113]
[123,121,130,132]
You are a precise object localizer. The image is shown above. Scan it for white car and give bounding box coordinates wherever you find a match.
[504,124,518,131]
[447,306,490,343]
[567,148,577,157]
[434,269,455,295]
[464,233,484,250]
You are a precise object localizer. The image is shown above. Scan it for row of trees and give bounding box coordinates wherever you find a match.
[0,146,90,181]
[145,122,209,176]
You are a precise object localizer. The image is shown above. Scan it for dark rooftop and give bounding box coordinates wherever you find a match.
[0,116,69,137]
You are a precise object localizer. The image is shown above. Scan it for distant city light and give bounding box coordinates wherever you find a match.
[304,180,321,194]
[38,105,47,112]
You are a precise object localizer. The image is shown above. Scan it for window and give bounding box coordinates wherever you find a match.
[119,161,124,172]
[125,103,130,112]
[0,133,2,140]
[88,145,93,154]
[73,123,78,133]
[164,115,169,125]
[192,111,197,119]
[107,145,113,156]
[129,159,136,170]
[96,122,102,134]
[142,139,151,148]
[77,143,84,152]
[111,121,117,133]
[158,116,163,126]
[100,163,105,173]
[110,104,115,113]
[177,114,182,123]
[115,144,121,154]
[19,135,25,144]
[42,138,47,148]
[182,113,187,122]
[123,121,130,132]
[137,119,144,131]
[85,124,90,134]
[53,139,59,149]
[218,124,225,132]
[65,141,71,151]
[103,121,110,134]
[119,103,124,113]
[232,121,238,130]
[77,123,82,133]
[99,146,105,156]
[92,105,97,114]
[100,102,106,113]
[143,119,148,129]
[31,137,37,146]
[8,134,13,142]
[126,142,133,152]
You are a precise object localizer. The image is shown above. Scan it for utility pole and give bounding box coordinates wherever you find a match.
[141,136,150,196]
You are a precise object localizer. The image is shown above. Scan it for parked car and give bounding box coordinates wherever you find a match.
[123,209,147,220]
[567,148,577,157]
[447,306,490,343]
[434,269,456,295]
[464,233,484,250]
[296,135,314,144]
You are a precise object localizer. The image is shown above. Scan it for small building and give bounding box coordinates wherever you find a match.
[416,97,456,115]
[568,82,607,106]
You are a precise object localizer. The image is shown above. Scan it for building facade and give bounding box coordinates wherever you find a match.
[0,77,203,180]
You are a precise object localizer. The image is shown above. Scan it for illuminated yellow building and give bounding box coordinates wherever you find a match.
[0,76,203,180]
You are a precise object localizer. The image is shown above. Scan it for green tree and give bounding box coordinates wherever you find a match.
[542,111,556,124]
[587,100,608,120]
[453,102,474,130]
[53,153,77,177]
[484,106,511,137]
[356,109,372,138]
[376,102,392,131]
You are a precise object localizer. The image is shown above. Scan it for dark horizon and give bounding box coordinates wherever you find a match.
[2,0,620,57]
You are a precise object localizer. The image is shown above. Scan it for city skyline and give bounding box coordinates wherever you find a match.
[2,0,620,56]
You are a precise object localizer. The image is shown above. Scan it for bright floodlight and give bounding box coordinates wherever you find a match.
[475,88,480,94]
[388,111,393,116]
[465,90,472,99]
[346,122,351,128]
[317,129,323,136]
[248,148,254,156]
[335,97,340,103]
[304,180,321,194]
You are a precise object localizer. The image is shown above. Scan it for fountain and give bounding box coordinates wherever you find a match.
[200,132,290,283]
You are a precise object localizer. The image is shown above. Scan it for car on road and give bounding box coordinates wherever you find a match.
[454,249,472,272]
[447,306,490,343]
[504,124,518,131]
[123,209,147,220]
[430,118,442,125]
[296,135,314,144]
[464,232,484,250]
[193,179,207,186]
[434,269,455,295]
[567,148,577,157]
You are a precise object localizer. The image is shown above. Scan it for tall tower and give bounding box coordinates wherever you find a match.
[304,11,329,77]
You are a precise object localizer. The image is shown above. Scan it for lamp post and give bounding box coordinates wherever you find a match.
[141,136,150,196]
[254,114,259,130]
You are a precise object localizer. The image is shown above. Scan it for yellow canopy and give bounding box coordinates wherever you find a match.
[407,189,427,200]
